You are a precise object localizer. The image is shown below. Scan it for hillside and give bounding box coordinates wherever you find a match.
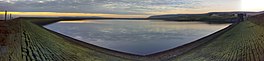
[1,13,264,61]
[0,19,135,61]
[148,11,264,23]
[171,14,264,61]
[148,13,237,23]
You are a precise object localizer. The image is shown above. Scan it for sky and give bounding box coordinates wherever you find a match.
[0,0,262,18]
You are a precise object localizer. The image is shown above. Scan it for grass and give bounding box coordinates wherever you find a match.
[1,14,264,61]
[0,19,134,61]
[171,17,264,61]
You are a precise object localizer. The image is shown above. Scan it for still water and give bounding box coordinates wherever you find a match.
[44,20,230,55]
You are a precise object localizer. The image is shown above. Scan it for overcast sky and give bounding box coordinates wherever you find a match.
[0,0,243,18]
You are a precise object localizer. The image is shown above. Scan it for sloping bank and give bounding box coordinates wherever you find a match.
[0,19,136,61]
[21,17,237,61]
[2,16,262,61]
[171,14,264,61]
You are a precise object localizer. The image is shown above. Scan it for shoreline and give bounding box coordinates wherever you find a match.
[39,22,144,60]
[0,14,264,61]
[2,14,264,60]
[34,18,238,60]
[145,22,238,60]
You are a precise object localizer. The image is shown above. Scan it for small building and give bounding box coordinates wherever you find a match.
[238,13,246,22]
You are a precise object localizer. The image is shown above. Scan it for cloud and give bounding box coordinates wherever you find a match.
[0,0,202,15]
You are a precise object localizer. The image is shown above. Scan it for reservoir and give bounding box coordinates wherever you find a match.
[44,20,230,55]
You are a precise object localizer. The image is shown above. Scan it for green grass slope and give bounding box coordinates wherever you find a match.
[0,19,133,61]
[171,15,264,61]
[1,14,264,61]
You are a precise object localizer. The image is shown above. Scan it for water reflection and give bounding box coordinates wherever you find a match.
[44,20,230,55]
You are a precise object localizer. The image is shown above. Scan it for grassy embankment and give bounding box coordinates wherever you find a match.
[1,14,264,61]
[171,14,264,61]
[0,18,137,61]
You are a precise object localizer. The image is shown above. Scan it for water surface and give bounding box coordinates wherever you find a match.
[44,20,230,55]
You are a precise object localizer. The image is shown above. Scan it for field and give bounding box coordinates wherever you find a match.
[0,14,264,61]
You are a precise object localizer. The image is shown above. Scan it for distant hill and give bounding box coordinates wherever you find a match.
[59,16,104,19]
[148,11,264,23]
[57,16,105,20]
[148,14,206,19]
[148,13,237,23]
[249,12,264,26]
[208,11,264,16]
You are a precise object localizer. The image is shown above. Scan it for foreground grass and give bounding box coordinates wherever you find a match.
[1,15,264,61]
[0,19,133,61]
[171,18,264,61]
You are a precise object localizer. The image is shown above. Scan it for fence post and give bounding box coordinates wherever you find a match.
[9,14,12,20]
[4,10,7,21]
